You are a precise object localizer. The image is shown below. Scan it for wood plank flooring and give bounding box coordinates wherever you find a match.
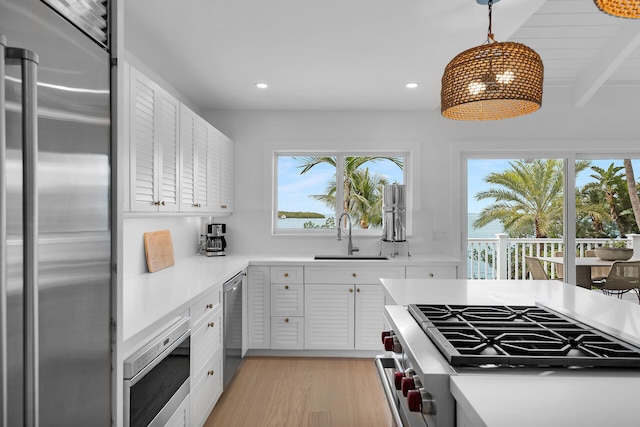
[204,357,392,427]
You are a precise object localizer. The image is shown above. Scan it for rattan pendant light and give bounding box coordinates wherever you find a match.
[594,0,640,18]
[441,0,544,121]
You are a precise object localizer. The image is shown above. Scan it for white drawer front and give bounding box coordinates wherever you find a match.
[191,307,222,380]
[305,266,404,284]
[405,265,457,279]
[191,350,223,427]
[270,316,304,349]
[270,266,304,284]
[270,284,304,317]
[190,284,222,330]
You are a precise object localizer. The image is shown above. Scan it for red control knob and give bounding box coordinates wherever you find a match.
[401,377,415,397]
[381,331,392,344]
[394,371,404,390]
[383,336,394,351]
[407,390,422,412]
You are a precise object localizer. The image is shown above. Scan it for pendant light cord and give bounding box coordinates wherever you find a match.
[487,0,495,43]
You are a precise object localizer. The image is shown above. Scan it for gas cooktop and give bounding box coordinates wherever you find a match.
[408,304,640,368]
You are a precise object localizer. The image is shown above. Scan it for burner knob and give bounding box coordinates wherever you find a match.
[383,336,402,353]
[407,388,436,415]
[393,371,404,390]
[401,377,415,397]
[381,331,392,344]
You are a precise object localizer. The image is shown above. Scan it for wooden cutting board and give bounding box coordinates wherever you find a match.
[143,230,175,273]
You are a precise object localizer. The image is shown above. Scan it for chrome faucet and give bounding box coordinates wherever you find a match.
[337,213,359,255]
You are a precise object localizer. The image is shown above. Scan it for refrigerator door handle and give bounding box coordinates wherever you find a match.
[4,44,39,427]
[0,33,7,427]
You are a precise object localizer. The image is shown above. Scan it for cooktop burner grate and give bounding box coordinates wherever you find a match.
[408,304,640,368]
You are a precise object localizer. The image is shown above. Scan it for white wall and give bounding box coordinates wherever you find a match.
[203,85,640,261]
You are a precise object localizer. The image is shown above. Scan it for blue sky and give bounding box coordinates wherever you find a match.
[278,156,404,214]
[468,158,640,213]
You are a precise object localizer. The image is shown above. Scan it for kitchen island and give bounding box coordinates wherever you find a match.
[379,279,640,427]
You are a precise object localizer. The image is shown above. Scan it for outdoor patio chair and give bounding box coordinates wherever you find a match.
[591,261,640,303]
[554,251,563,279]
[525,256,549,280]
[585,249,611,281]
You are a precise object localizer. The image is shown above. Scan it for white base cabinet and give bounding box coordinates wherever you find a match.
[304,284,354,349]
[165,395,190,427]
[247,266,271,349]
[189,286,223,427]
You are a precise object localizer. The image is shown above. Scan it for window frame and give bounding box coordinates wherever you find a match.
[273,150,410,236]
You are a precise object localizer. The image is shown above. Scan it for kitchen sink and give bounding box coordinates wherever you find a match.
[313,254,389,260]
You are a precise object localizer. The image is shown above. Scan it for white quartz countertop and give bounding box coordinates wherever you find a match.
[380,279,640,427]
[123,253,459,345]
[451,374,640,427]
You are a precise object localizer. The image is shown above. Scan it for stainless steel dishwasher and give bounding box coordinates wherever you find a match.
[223,271,244,389]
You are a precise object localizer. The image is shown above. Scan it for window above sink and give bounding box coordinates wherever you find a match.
[273,151,410,236]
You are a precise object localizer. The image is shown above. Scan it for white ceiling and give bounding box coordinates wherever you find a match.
[124,0,640,111]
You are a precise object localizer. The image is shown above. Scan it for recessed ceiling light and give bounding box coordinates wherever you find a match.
[405,82,419,89]
[255,82,269,89]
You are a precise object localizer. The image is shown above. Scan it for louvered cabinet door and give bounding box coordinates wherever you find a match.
[179,105,197,211]
[194,117,210,210]
[220,134,234,212]
[354,284,385,350]
[207,126,223,212]
[129,67,159,211]
[157,93,180,211]
[247,266,270,349]
[128,66,180,212]
[304,284,355,350]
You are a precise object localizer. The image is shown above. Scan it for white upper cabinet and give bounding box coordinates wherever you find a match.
[125,63,234,214]
[179,105,210,212]
[208,126,234,214]
[128,66,180,212]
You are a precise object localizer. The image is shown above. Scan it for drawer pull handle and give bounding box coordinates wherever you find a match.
[208,322,215,328]
[208,370,214,376]
[285,285,289,290]
[284,273,289,277]
[206,303,213,309]
[352,273,357,278]
[285,318,289,323]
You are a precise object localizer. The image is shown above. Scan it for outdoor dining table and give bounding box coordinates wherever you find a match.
[537,256,633,289]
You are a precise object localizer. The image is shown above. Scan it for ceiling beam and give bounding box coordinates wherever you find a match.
[575,21,640,107]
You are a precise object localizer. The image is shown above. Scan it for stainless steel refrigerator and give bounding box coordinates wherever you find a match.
[1,0,112,425]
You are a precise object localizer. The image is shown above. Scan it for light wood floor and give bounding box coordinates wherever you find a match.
[204,357,392,427]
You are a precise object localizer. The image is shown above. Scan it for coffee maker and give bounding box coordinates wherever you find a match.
[199,223,227,256]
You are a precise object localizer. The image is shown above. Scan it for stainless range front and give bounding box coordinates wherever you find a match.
[377,303,640,427]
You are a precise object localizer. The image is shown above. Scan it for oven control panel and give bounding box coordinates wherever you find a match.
[124,317,190,379]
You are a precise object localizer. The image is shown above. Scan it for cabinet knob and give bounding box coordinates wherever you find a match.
[193,203,201,208]
[284,285,289,290]
[208,370,214,376]
[429,273,434,278]
[349,288,354,293]
[153,201,160,206]
[284,273,289,277]
[206,303,213,309]
[208,322,215,328]
[221,205,227,209]
[352,273,357,278]
[285,318,289,323]
[357,288,360,292]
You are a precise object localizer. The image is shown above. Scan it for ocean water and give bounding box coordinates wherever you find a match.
[468,213,505,238]
[278,217,333,229]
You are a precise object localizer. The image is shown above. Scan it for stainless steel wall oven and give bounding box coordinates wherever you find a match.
[124,318,191,427]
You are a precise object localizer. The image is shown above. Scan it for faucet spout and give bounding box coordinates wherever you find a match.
[337,213,359,255]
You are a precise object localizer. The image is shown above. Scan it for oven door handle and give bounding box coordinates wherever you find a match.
[375,357,404,427]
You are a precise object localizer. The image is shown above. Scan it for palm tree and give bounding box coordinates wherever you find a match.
[348,169,389,228]
[295,156,403,227]
[623,159,640,231]
[585,163,626,237]
[473,159,593,238]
